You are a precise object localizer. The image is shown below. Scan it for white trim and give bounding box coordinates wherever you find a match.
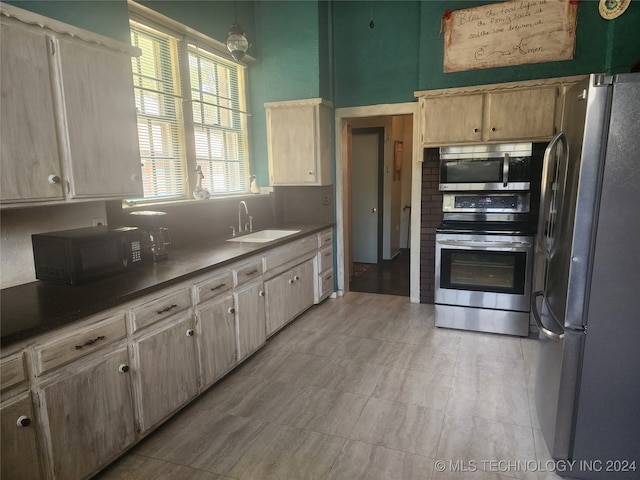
[334,102,421,304]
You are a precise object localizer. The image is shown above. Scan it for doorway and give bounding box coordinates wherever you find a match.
[345,116,414,297]
[351,128,383,264]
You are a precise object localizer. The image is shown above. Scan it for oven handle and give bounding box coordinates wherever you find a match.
[436,239,532,249]
[531,291,564,341]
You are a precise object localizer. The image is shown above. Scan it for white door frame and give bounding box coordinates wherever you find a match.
[334,102,422,303]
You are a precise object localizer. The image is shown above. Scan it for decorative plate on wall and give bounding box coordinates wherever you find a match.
[599,0,631,20]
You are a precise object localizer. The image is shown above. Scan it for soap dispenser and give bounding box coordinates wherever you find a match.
[250,175,260,194]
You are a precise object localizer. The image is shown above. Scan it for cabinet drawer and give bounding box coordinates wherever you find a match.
[194,270,233,305]
[319,229,333,249]
[317,247,333,273]
[234,260,263,287]
[320,269,334,300]
[264,236,317,271]
[1,352,26,391]
[130,288,191,333]
[33,315,126,375]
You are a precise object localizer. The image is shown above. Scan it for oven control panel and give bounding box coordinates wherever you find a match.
[443,193,530,213]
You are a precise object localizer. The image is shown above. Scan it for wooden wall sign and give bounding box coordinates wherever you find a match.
[443,0,578,73]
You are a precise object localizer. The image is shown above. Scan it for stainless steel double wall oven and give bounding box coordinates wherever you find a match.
[435,143,545,336]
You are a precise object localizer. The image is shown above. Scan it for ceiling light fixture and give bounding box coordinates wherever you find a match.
[226,3,249,61]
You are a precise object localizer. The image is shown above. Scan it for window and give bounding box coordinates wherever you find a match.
[128,17,249,203]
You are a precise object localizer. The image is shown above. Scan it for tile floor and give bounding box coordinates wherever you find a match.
[96,292,563,480]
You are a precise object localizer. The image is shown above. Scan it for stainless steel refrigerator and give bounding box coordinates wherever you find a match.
[532,73,640,479]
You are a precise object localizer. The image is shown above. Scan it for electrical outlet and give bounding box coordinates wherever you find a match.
[322,193,331,206]
[92,217,105,227]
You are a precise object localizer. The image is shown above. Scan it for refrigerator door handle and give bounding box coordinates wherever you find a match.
[538,132,567,255]
[531,291,565,341]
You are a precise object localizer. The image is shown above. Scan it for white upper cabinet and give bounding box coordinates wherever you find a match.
[417,77,583,147]
[55,37,142,199]
[0,4,142,208]
[266,98,332,186]
[0,22,64,203]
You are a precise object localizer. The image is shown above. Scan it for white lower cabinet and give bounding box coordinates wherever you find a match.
[1,392,42,480]
[37,345,136,480]
[234,281,266,362]
[130,315,198,434]
[0,228,334,480]
[265,259,315,336]
[196,293,237,389]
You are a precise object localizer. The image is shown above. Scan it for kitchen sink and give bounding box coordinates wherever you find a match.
[226,229,301,243]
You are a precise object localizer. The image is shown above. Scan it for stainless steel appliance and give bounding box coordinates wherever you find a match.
[32,226,142,285]
[129,210,172,262]
[435,227,533,336]
[439,142,542,191]
[532,73,640,478]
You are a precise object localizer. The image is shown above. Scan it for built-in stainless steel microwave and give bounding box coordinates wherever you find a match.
[439,143,537,191]
[32,226,142,285]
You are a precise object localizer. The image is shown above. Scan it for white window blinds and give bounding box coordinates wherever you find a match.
[130,21,186,200]
[189,44,249,194]
[128,18,250,202]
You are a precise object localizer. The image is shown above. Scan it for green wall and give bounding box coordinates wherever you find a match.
[333,0,640,107]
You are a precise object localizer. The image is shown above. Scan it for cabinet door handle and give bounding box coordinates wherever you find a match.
[259,290,265,297]
[324,252,331,257]
[245,269,258,276]
[118,364,130,373]
[17,416,31,427]
[294,275,300,281]
[473,128,479,133]
[210,283,227,291]
[289,279,294,284]
[186,329,195,337]
[228,307,236,314]
[48,174,61,184]
[75,335,105,350]
[157,304,178,314]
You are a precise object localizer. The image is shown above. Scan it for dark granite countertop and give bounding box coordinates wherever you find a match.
[1,223,333,348]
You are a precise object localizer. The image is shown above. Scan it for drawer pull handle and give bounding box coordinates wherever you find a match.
[186,329,195,337]
[17,416,31,427]
[210,283,227,291]
[75,335,105,350]
[157,304,178,314]
[245,269,259,276]
[118,364,130,373]
[228,307,236,314]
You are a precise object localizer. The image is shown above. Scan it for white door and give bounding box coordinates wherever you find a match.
[352,132,379,263]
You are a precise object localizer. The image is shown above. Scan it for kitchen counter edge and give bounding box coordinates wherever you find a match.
[0,223,334,348]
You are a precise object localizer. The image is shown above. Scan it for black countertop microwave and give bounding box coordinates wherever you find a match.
[32,226,142,285]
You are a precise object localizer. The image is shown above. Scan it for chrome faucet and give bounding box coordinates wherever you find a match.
[238,201,249,233]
